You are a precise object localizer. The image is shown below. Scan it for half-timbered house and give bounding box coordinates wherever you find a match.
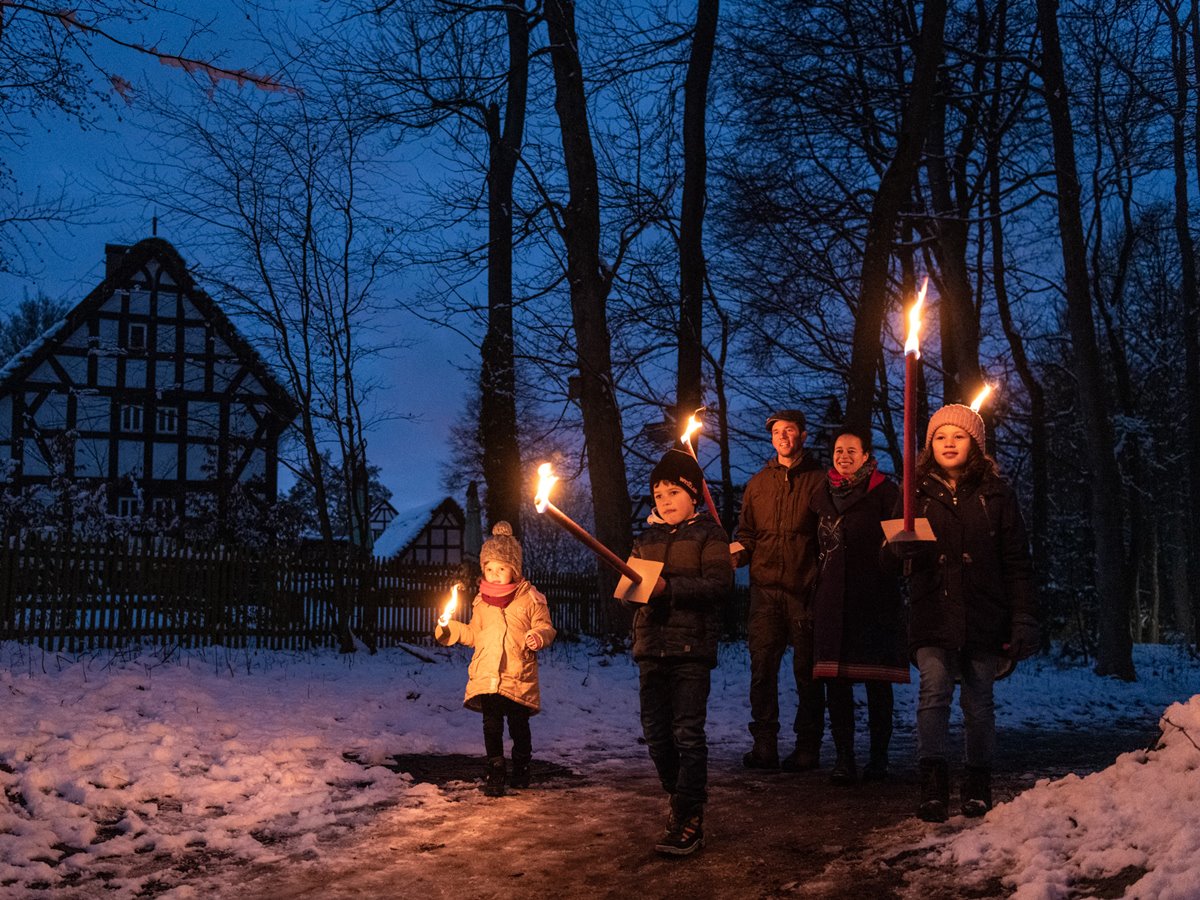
[373,497,465,564]
[0,238,299,526]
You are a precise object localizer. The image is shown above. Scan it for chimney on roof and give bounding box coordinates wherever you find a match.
[105,244,131,279]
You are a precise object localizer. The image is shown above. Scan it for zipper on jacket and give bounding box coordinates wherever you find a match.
[979,495,996,536]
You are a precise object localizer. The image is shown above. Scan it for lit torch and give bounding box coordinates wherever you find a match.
[437,583,462,628]
[678,409,722,528]
[902,278,928,533]
[534,463,643,584]
[969,384,993,413]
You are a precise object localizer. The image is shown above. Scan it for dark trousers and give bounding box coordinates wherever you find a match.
[825,679,894,757]
[639,658,711,814]
[479,694,532,763]
[747,587,824,751]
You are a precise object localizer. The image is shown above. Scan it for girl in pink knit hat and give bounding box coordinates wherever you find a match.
[889,403,1039,823]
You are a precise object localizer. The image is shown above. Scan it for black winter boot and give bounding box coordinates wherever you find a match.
[962,766,992,817]
[917,758,949,823]
[742,736,780,770]
[780,744,820,772]
[510,748,532,789]
[483,756,507,797]
[862,748,889,781]
[655,800,704,857]
[830,753,857,786]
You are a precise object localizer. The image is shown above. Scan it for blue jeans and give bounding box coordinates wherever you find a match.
[915,647,998,768]
[639,658,711,813]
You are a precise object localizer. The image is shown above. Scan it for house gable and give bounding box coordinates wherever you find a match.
[0,238,300,521]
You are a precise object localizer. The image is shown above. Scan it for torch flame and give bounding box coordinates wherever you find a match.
[438,583,461,628]
[534,463,558,514]
[681,411,704,448]
[969,384,993,413]
[903,278,928,358]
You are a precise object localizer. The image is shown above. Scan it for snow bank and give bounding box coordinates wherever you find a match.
[935,693,1200,900]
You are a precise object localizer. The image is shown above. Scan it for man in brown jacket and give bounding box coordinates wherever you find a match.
[733,409,826,770]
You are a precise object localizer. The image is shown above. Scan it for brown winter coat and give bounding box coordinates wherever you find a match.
[434,580,556,714]
[734,453,825,604]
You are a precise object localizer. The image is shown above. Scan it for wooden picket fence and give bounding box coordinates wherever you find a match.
[0,537,750,651]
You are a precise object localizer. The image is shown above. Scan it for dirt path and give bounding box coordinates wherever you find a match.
[224,724,1154,900]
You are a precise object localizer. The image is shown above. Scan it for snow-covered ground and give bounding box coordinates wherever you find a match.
[0,639,1197,898]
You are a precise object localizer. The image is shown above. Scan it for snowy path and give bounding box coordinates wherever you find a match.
[1,641,1196,898]
[217,728,1154,900]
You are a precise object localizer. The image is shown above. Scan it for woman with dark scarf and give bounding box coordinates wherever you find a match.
[810,427,909,785]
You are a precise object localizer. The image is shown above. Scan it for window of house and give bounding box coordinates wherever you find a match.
[128,323,147,350]
[156,406,178,435]
[120,405,143,432]
[151,497,176,519]
[117,496,141,518]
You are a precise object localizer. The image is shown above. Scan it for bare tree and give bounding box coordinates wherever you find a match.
[130,63,401,649]
[542,0,634,559]
[843,0,947,433]
[350,0,535,535]
[1035,0,1134,679]
[675,0,719,424]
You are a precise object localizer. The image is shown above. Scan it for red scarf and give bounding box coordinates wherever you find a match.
[480,579,524,608]
[827,459,885,496]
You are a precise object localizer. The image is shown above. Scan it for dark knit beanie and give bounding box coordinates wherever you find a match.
[650,449,704,503]
[480,521,522,579]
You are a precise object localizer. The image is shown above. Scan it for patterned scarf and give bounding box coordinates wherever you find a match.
[827,455,879,499]
[479,579,524,608]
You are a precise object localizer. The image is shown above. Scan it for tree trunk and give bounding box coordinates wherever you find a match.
[926,87,982,404]
[676,0,719,423]
[1035,0,1134,680]
[990,168,1047,579]
[479,2,530,536]
[544,0,633,565]
[1183,0,1200,652]
[844,0,947,433]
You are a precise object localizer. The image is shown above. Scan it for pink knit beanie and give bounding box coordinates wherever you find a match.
[925,404,985,451]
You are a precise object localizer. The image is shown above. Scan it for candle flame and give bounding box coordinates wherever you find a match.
[681,412,703,447]
[438,583,461,628]
[904,277,928,357]
[534,462,558,514]
[969,384,993,413]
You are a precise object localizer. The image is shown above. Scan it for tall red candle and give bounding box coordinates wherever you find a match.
[903,350,917,532]
[902,279,928,533]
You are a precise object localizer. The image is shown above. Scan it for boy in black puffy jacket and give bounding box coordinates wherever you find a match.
[626,448,733,857]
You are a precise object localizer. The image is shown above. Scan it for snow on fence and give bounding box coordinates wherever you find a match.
[0,538,751,651]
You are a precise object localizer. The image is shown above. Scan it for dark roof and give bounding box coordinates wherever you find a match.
[0,238,299,422]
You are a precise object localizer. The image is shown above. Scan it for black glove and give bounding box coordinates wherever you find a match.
[1004,613,1040,660]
